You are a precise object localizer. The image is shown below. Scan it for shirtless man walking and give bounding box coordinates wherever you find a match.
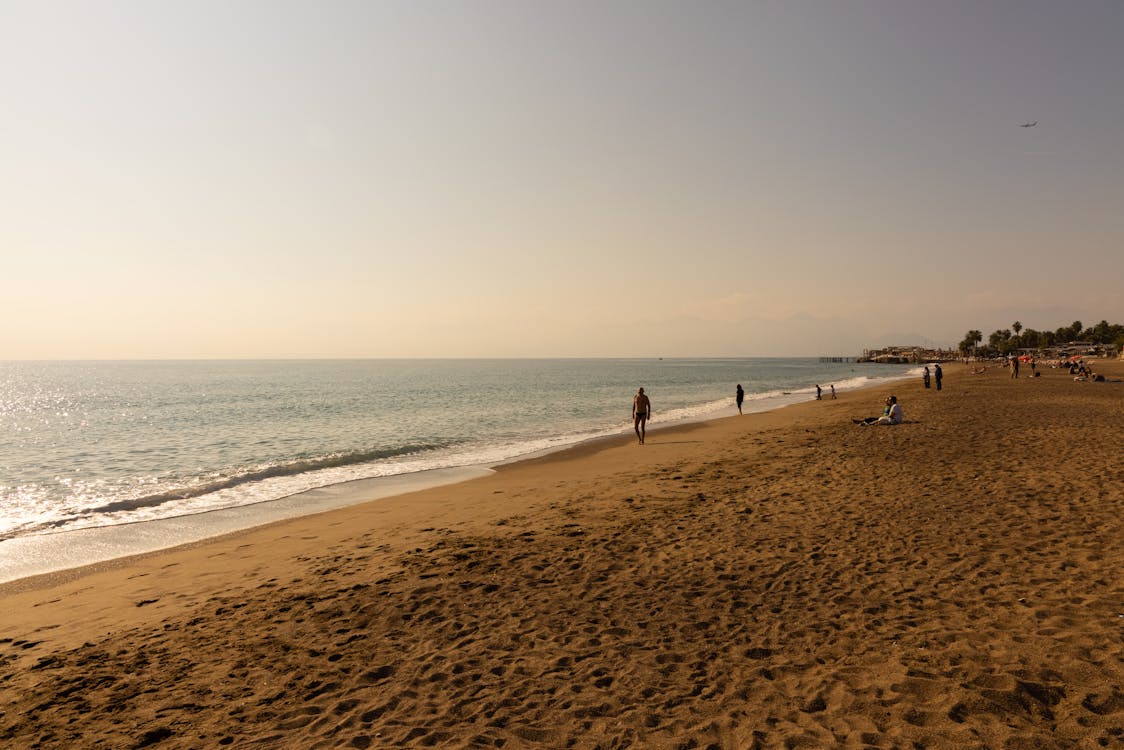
[633,387,652,445]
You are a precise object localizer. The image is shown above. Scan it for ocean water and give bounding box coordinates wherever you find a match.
[0,359,915,546]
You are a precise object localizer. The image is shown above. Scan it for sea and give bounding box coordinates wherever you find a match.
[0,358,916,581]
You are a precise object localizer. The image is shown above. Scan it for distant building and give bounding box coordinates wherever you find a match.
[858,346,956,364]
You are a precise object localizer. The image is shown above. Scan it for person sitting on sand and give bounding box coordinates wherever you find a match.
[853,395,903,425]
[633,387,651,444]
[884,395,904,424]
[853,398,891,425]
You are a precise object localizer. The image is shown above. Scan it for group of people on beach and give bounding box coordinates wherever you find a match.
[922,363,943,390]
[1069,360,1113,382]
[629,381,758,445]
[634,353,1118,443]
[974,356,1110,382]
[633,373,918,445]
[853,362,949,426]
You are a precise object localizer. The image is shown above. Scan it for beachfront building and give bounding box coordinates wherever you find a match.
[858,346,957,364]
[1028,342,1115,360]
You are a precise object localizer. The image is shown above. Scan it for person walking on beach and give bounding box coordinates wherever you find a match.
[934,363,943,391]
[923,366,931,388]
[830,384,836,399]
[1011,356,1020,378]
[633,387,651,444]
[735,384,744,415]
[815,384,822,400]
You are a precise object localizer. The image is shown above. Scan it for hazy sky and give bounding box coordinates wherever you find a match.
[4,1,1123,358]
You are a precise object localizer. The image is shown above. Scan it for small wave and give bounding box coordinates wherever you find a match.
[86,443,446,515]
[822,371,920,392]
[1,443,448,538]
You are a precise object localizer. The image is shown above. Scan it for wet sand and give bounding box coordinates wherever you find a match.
[2,360,1122,749]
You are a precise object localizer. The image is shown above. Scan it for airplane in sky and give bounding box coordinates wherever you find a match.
[1020,121,1038,127]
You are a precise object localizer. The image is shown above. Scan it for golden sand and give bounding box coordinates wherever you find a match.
[2,361,1122,748]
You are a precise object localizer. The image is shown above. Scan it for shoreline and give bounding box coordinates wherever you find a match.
[1,364,910,596]
[0,395,808,593]
[0,369,916,586]
[4,360,1121,748]
[1,358,915,549]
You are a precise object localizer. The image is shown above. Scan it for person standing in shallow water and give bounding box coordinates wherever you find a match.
[736,384,744,415]
[633,387,651,444]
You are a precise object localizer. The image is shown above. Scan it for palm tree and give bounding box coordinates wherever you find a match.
[960,329,983,357]
[989,329,1008,351]
[972,330,983,354]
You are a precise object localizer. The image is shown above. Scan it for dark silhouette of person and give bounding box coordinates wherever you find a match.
[736,384,744,415]
[632,387,651,444]
[934,364,943,391]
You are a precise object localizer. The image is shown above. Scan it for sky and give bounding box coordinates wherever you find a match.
[3,0,1123,358]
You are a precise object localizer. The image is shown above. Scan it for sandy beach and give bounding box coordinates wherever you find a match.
[2,361,1122,749]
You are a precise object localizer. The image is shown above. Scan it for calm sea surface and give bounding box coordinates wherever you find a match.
[0,359,916,542]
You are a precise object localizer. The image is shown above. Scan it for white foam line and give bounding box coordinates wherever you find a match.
[0,466,492,584]
[1,365,921,583]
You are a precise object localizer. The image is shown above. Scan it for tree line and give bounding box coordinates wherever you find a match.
[958,319,1124,357]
